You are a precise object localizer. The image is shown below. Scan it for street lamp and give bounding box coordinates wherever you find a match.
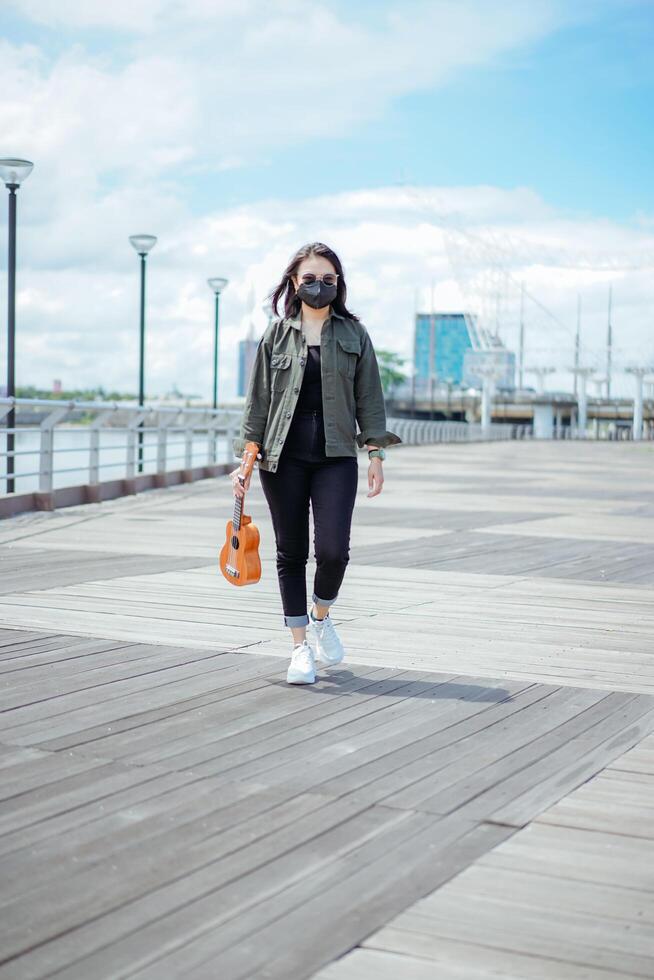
[129,234,157,473]
[1,158,34,493]
[207,277,228,409]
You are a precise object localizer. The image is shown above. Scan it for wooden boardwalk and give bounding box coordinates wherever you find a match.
[0,440,653,978]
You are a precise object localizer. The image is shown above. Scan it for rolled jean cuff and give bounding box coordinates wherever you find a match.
[285,612,310,627]
[312,592,337,606]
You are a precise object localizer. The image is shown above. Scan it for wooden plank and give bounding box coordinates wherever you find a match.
[0,440,652,978]
[366,686,604,812]
[383,888,654,976]
[0,798,413,973]
[0,653,283,745]
[0,546,208,595]
[481,822,654,892]
[536,769,654,839]
[386,693,654,823]
[357,932,640,980]
[168,822,513,980]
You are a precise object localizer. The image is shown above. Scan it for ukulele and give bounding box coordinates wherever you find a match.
[219,441,262,587]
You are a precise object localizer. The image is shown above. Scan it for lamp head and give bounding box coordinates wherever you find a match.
[208,277,229,295]
[129,234,157,255]
[0,158,34,188]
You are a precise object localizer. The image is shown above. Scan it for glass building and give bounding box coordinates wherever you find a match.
[414,313,474,384]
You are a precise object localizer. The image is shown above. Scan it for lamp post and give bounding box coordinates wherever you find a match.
[207,277,228,409]
[1,159,34,494]
[128,234,157,473]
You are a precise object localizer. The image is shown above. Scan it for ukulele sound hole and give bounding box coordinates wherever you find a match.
[231,535,240,549]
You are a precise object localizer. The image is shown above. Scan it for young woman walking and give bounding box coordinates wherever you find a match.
[231,242,401,684]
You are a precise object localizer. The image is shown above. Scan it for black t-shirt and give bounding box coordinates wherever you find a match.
[282,344,327,459]
[294,344,323,414]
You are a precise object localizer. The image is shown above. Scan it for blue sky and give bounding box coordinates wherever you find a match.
[2,0,652,220]
[203,0,654,221]
[1,0,653,397]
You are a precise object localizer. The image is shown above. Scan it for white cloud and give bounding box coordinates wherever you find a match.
[2,0,581,184]
[5,183,654,400]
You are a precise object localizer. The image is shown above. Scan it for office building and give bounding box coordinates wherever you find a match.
[414,312,475,384]
[414,311,515,390]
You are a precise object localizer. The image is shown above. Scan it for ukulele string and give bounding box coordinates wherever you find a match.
[228,453,252,571]
[228,473,245,568]
[229,494,240,566]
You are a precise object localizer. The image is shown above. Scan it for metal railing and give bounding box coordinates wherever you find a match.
[0,397,243,495]
[387,417,524,444]
[0,398,526,498]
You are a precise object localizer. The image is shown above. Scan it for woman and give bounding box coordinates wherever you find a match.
[231,242,401,684]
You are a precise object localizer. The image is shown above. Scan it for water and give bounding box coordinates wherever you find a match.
[1,427,232,495]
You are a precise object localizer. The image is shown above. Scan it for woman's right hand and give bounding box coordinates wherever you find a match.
[230,467,251,498]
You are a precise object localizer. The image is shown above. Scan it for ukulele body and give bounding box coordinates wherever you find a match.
[219,512,261,586]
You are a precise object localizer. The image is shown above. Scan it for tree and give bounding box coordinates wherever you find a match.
[375,349,407,396]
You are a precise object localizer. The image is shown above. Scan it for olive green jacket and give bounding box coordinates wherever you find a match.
[233,310,402,472]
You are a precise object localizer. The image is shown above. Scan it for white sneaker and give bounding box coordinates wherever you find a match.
[307,611,345,666]
[287,640,316,684]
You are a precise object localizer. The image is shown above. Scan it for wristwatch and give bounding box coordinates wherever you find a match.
[367,448,386,460]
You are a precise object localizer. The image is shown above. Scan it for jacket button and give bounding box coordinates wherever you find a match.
[286,412,291,419]
[293,386,299,393]
[300,358,305,366]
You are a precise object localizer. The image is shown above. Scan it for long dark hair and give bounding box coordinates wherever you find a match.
[269,242,359,321]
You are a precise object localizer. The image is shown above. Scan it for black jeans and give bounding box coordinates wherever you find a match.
[258,410,358,627]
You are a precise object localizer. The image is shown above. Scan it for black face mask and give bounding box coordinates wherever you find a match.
[296,280,338,309]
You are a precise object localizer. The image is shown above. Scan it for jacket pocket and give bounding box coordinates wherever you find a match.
[270,352,293,390]
[336,337,361,379]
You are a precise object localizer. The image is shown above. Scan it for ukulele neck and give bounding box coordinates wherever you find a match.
[232,491,244,531]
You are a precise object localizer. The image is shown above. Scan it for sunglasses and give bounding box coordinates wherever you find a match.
[298,273,339,287]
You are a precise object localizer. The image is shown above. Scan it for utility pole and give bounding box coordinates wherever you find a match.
[573,295,581,398]
[429,281,436,418]
[477,363,505,436]
[518,281,525,389]
[527,366,556,394]
[429,280,436,379]
[570,366,595,438]
[626,367,654,441]
[411,287,417,414]
[606,285,613,400]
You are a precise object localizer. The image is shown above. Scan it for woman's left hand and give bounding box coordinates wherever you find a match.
[367,458,384,497]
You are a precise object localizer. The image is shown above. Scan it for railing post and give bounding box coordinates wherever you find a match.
[89,407,116,485]
[126,409,148,479]
[184,427,194,470]
[157,413,168,474]
[207,410,221,465]
[39,404,71,493]
[155,410,180,484]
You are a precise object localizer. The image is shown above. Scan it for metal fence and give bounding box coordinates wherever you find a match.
[0,398,525,500]
[0,398,243,496]
[387,417,525,444]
